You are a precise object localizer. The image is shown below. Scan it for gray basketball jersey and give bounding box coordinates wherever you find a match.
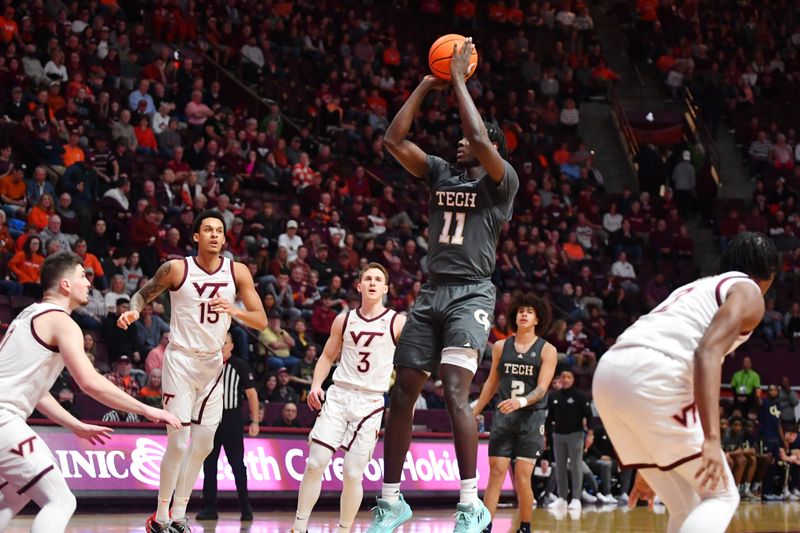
[498,336,548,409]
[425,155,519,280]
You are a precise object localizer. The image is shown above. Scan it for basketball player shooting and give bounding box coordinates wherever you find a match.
[471,293,557,533]
[0,252,181,533]
[292,262,405,533]
[593,232,778,533]
[367,38,519,533]
[117,210,267,533]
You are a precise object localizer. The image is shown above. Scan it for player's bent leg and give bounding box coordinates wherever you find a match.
[382,366,429,485]
[339,450,370,533]
[0,481,33,530]
[638,468,699,533]
[484,456,512,518]
[171,423,216,523]
[513,459,536,525]
[441,360,479,488]
[156,425,191,525]
[674,454,739,533]
[27,468,76,533]
[294,442,335,532]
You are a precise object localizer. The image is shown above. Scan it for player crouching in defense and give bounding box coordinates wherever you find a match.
[292,263,405,533]
[593,232,778,533]
[472,293,557,533]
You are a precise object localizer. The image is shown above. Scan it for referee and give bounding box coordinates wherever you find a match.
[197,333,260,522]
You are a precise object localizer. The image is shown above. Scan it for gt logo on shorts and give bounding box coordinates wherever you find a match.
[474,310,491,332]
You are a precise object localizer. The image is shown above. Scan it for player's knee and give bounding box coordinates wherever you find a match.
[306,454,327,474]
[514,466,533,487]
[63,491,77,515]
[489,464,507,479]
[168,429,192,454]
[343,463,365,483]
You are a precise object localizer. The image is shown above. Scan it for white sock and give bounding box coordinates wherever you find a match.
[294,443,334,532]
[155,498,172,525]
[156,427,192,524]
[170,497,190,522]
[460,477,478,505]
[381,482,401,503]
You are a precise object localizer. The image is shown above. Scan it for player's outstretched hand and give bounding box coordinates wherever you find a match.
[695,438,728,491]
[73,422,114,445]
[450,37,474,82]
[144,406,183,430]
[629,472,655,510]
[308,386,325,411]
[116,310,140,330]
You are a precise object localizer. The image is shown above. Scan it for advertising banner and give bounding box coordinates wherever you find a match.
[34,426,514,494]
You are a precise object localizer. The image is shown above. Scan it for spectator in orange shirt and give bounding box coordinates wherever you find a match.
[0,165,27,218]
[454,0,477,28]
[134,116,158,154]
[26,193,54,231]
[592,59,621,82]
[7,235,44,296]
[62,131,85,167]
[563,231,587,262]
[72,238,105,286]
[0,7,21,45]
[139,368,163,407]
[553,142,571,166]
[488,1,508,23]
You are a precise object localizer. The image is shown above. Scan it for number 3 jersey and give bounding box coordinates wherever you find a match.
[333,308,399,393]
[498,336,548,409]
[169,256,237,354]
[425,155,519,281]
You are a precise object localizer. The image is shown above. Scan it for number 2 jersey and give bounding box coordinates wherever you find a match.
[425,155,519,281]
[498,336,548,409]
[333,308,399,393]
[169,256,237,354]
[611,271,761,365]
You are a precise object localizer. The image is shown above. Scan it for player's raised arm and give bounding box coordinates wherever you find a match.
[450,38,506,184]
[44,312,182,429]
[472,339,504,416]
[118,259,182,329]
[212,261,267,330]
[307,313,346,410]
[383,75,448,178]
[694,282,765,490]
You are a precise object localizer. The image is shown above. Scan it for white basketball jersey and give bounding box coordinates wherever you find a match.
[169,256,237,354]
[0,302,66,419]
[333,308,398,393]
[613,271,761,364]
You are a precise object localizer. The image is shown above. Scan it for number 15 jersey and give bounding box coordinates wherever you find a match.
[425,155,519,281]
[169,256,237,354]
[333,308,399,394]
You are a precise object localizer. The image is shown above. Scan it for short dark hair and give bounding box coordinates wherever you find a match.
[507,291,552,334]
[41,251,83,292]
[719,232,778,281]
[192,209,227,234]
[485,121,508,160]
[359,262,389,282]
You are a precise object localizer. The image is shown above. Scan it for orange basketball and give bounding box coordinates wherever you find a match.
[428,34,478,81]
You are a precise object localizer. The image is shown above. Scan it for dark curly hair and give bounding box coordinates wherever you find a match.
[719,232,778,281]
[485,121,508,160]
[507,291,552,334]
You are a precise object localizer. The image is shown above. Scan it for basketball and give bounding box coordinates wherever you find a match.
[428,33,478,81]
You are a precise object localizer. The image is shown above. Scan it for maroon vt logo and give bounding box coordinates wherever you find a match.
[193,282,228,298]
[672,402,698,428]
[9,436,36,457]
[350,331,384,347]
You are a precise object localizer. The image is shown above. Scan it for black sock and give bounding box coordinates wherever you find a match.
[518,522,531,533]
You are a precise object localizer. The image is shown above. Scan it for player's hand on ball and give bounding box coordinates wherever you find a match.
[695,438,728,491]
[450,37,474,82]
[423,75,450,91]
[145,407,183,430]
[497,398,520,414]
[116,310,140,330]
[308,386,325,410]
[248,421,260,437]
[73,422,114,445]
[629,472,655,510]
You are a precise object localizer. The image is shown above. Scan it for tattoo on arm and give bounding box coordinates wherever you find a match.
[524,386,547,405]
[131,261,172,312]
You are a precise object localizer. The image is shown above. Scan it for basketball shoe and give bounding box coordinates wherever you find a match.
[453,500,491,532]
[171,518,191,532]
[365,494,413,532]
[145,513,178,533]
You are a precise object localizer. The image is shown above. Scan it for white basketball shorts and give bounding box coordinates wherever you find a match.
[593,346,703,470]
[0,410,60,497]
[309,384,385,457]
[162,345,224,427]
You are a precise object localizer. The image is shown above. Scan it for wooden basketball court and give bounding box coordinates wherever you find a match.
[7,501,800,532]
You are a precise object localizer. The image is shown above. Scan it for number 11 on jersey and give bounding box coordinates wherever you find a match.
[439,211,466,245]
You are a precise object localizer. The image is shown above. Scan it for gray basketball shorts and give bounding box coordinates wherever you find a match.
[394,279,495,374]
